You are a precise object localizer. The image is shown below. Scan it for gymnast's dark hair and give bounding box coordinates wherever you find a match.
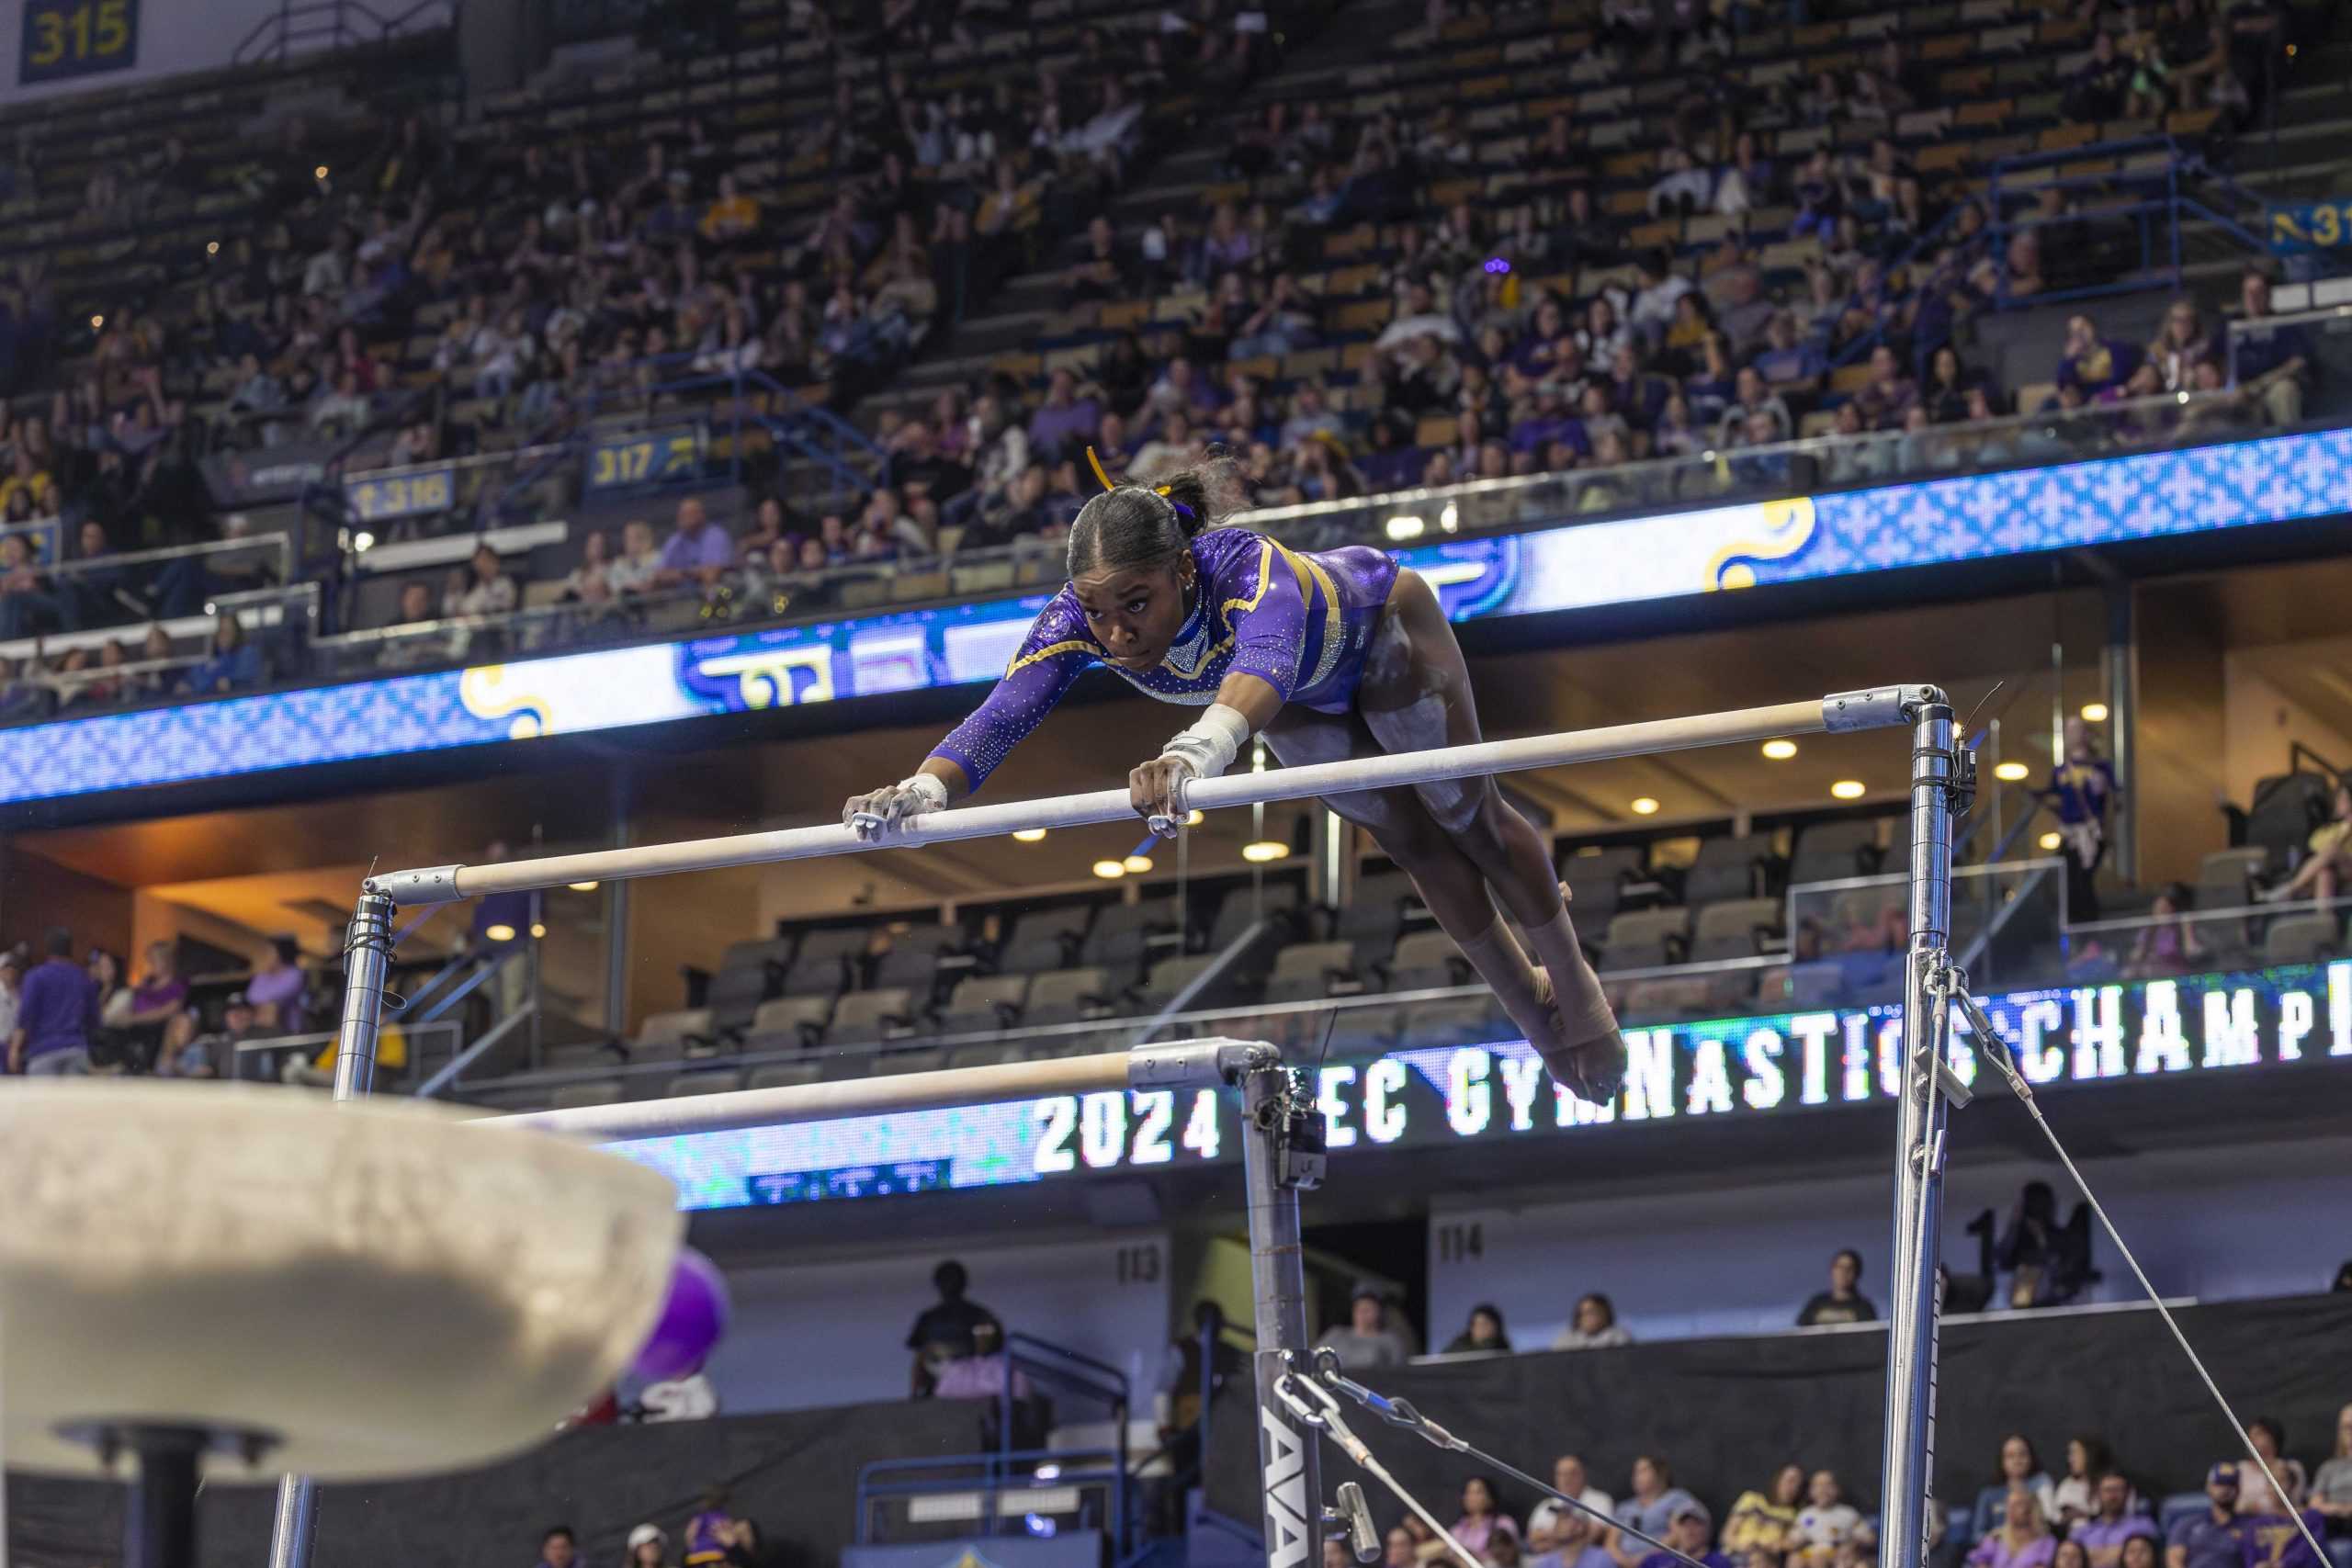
[1067,457,1242,577]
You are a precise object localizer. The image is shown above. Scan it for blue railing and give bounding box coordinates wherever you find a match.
[854,1332,1139,1556]
[1985,135,2272,309]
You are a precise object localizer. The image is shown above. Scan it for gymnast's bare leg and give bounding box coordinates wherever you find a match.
[1264,570,1627,1102]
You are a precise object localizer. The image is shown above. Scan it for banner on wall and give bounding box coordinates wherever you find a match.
[6,427,2351,808]
[607,961,2352,1213]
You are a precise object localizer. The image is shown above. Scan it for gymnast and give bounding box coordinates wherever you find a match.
[843,454,1626,1103]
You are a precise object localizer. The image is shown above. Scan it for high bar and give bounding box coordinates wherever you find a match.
[487,1039,1263,1142]
[369,685,1940,907]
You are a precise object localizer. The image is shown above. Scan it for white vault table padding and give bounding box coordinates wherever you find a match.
[0,1084,683,1480]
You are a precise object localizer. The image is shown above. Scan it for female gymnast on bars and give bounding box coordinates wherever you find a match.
[843,454,1626,1103]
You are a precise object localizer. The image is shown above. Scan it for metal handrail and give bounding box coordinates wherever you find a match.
[11,532,295,584]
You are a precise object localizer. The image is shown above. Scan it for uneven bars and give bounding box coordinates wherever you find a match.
[370,686,1933,906]
[488,1039,1260,1143]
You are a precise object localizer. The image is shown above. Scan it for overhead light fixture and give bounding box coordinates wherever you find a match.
[485,923,516,942]
[1830,780,1866,800]
[529,922,547,940]
[1385,514,1425,541]
[1241,840,1288,863]
[2039,831,2063,852]
[314,164,329,179]
[1091,859,1126,880]
[1630,796,1659,816]
[568,881,599,892]
[206,241,220,254]
[2080,702,2110,723]
[90,314,104,330]
[1761,739,1797,761]
[1012,828,1047,842]
[1122,852,1153,874]
[1993,761,2030,783]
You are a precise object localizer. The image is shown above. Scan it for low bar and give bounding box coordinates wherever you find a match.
[371,689,1932,906]
[487,1040,1261,1143]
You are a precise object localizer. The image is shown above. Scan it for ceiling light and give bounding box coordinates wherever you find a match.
[568,881,599,891]
[1241,840,1288,863]
[90,314,103,329]
[1993,761,2030,783]
[485,923,516,942]
[1761,739,1797,761]
[1385,514,1425,541]
[206,241,220,254]
[529,922,547,940]
[1091,859,1126,879]
[2080,702,2109,723]
[1830,780,1866,800]
[1012,828,1047,842]
[2039,831,2063,852]
[314,164,329,179]
[1122,852,1154,874]
[1630,796,1659,816]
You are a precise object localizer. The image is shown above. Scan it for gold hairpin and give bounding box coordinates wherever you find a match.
[1084,446,1114,492]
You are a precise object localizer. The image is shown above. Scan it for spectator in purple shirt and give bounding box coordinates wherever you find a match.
[2075,1474,2159,1568]
[1026,367,1102,462]
[8,926,96,1075]
[243,935,310,1035]
[2056,315,2144,401]
[1975,1487,2061,1568]
[654,495,736,591]
[2169,1465,2246,1568]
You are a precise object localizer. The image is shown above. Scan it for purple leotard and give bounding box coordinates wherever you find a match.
[932,528,1401,790]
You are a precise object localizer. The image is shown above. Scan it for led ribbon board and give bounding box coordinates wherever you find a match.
[611,960,2352,1211]
[5,428,2348,806]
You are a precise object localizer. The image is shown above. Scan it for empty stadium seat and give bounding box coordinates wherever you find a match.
[872,924,965,990]
[999,907,1096,972]
[746,995,833,1050]
[1208,882,1302,951]
[718,936,797,976]
[2262,914,2340,967]
[1024,967,1111,1027]
[1682,836,1762,905]
[704,961,775,1039]
[632,1009,711,1060]
[1600,908,1691,971]
[1135,955,1223,1012]
[1690,898,1782,963]
[1386,929,1469,990]
[2245,773,2334,869]
[876,1047,947,1077]
[746,1062,821,1092]
[2197,848,2269,911]
[936,975,1029,1035]
[1790,819,1882,885]
[829,987,915,1046]
[1334,870,1417,951]
[1081,897,1182,971]
[781,953,853,998]
[1562,846,1645,921]
[1264,941,1359,1004]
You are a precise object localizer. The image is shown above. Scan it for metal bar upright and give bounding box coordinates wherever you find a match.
[1881,700,1958,1568]
[269,890,397,1568]
[1239,1065,1322,1568]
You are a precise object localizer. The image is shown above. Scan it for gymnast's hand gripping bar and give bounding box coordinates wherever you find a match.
[368,686,1940,907]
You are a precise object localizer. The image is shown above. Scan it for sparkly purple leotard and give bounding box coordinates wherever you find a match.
[931,528,1401,790]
